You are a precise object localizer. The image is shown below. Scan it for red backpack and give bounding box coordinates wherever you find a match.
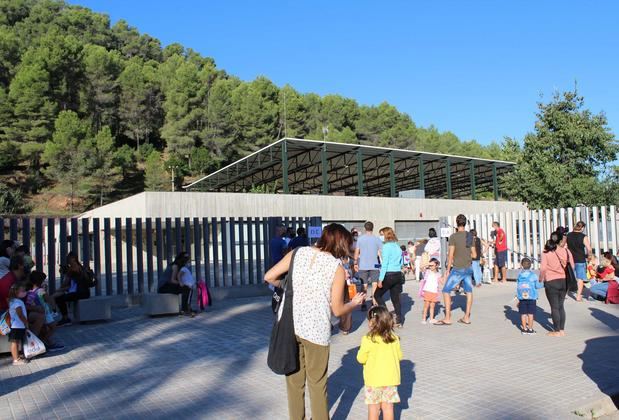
[606,280,619,304]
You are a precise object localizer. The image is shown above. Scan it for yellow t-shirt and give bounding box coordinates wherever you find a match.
[356,334,403,387]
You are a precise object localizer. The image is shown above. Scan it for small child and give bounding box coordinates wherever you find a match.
[400,245,411,275]
[8,283,29,365]
[357,306,403,420]
[26,271,64,351]
[516,258,543,335]
[586,255,598,282]
[421,258,442,324]
[178,261,196,317]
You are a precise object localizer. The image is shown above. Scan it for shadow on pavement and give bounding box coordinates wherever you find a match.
[395,359,416,420]
[0,362,79,395]
[329,347,363,420]
[578,308,619,409]
[503,304,554,332]
[329,348,416,420]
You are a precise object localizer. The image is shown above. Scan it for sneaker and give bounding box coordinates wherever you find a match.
[57,318,72,327]
[47,343,65,352]
[429,319,438,325]
[12,358,29,365]
[521,328,530,335]
[528,329,537,335]
[421,320,427,325]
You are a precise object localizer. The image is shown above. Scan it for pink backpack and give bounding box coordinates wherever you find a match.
[197,280,212,310]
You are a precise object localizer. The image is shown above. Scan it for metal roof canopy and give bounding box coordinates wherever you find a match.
[184,138,515,200]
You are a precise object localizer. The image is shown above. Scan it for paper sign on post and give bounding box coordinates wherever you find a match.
[308,226,322,239]
[440,227,451,238]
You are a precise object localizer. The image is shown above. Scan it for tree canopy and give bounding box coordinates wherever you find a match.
[502,91,618,208]
[0,0,615,213]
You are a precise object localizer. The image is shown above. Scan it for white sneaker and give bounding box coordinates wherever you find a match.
[421,320,427,325]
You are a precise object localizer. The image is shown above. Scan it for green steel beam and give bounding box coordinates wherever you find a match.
[321,143,328,195]
[418,157,425,191]
[357,149,364,196]
[389,152,396,197]
[446,158,452,199]
[470,160,476,200]
[492,162,498,201]
[282,140,289,193]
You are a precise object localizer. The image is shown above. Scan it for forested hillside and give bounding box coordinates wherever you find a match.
[0,0,517,214]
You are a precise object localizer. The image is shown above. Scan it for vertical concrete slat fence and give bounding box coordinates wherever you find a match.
[0,216,321,298]
[466,206,618,270]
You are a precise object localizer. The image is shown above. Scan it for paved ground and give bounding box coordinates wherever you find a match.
[1,281,618,420]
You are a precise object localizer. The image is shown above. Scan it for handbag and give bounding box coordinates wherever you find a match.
[267,248,300,375]
[555,250,577,292]
[23,329,46,359]
[0,311,11,335]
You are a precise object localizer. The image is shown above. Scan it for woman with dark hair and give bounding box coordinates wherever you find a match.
[264,223,366,420]
[374,227,405,327]
[158,252,195,315]
[0,239,15,278]
[540,231,573,337]
[424,228,441,261]
[55,252,92,326]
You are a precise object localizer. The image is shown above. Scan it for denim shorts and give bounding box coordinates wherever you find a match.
[442,267,474,294]
[518,299,536,315]
[471,260,482,285]
[495,250,507,268]
[573,263,587,281]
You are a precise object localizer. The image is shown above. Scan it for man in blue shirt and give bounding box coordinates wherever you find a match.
[269,225,287,268]
[288,227,310,251]
[354,221,383,311]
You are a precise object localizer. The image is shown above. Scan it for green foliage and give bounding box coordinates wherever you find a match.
[3,0,615,212]
[83,126,122,206]
[502,91,618,208]
[42,110,89,211]
[113,144,136,177]
[0,184,30,214]
[144,150,167,191]
[0,140,19,169]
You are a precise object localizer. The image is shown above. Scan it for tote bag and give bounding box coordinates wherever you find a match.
[555,250,577,292]
[267,249,299,375]
[23,329,46,359]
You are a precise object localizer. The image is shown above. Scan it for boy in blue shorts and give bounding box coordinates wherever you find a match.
[516,257,544,335]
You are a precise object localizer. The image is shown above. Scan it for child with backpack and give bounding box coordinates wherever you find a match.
[357,305,403,420]
[8,283,29,365]
[516,258,544,335]
[26,271,64,351]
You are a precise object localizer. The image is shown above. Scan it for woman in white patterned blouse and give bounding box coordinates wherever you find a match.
[265,223,366,420]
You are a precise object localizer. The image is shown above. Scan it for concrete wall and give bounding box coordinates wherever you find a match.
[81,192,528,228]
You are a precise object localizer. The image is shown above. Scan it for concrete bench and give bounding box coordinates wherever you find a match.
[0,334,9,354]
[143,293,180,316]
[73,297,112,323]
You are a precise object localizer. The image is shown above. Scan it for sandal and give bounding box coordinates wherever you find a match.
[458,318,471,325]
[434,320,452,326]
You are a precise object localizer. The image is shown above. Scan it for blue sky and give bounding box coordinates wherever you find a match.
[71,0,618,146]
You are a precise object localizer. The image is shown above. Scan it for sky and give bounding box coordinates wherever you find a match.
[70,0,619,146]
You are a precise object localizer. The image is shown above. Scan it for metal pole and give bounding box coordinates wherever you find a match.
[357,148,364,196]
[321,143,328,195]
[446,158,452,199]
[418,157,425,192]
[389,152,396,197]
[470,160,476,200]
[282,140,289,193]
[492,163,498,201]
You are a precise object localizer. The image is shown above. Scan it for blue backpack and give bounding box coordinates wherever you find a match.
[516,270,543,300]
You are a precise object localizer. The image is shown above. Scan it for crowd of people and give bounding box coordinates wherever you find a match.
[264,216,619,420]
[1,240,96,365]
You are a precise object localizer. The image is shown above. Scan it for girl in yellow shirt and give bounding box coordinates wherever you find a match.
[357,306,403,420]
